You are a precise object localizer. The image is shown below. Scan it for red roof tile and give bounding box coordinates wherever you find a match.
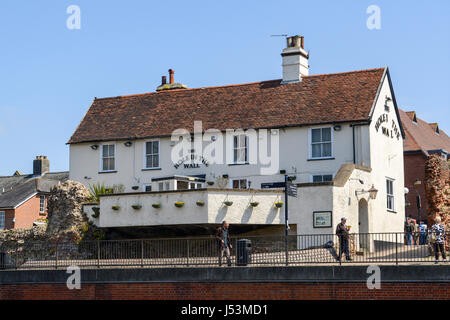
[68,68,386,144]
[399,109,450,154]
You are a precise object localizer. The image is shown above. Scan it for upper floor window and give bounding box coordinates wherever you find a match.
[145,141,160,169]
[39,195,45,213]
[386,178,395,211]
[0,211,4,230]
[310,127,332,159]
[233,135,248,164]
[101,144,115,172]
[312,174,333,183]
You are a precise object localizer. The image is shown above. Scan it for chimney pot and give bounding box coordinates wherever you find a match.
[169,69,174,84]
[161,76,167,85]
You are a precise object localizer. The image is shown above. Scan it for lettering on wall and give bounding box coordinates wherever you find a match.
[174,153,210,169]
[375,113,400,140]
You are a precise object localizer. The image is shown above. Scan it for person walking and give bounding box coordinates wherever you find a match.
[336,217,352,261]
[412,219,419,245]
[404,217,414,245]
[216,221,232,267]
[431,216,447,264]
[419,220,428,245]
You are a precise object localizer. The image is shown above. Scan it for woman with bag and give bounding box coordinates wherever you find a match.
[431,216,447,264]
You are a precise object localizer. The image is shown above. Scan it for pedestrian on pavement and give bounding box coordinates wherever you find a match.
[431,216,447,264]
[336,217,352,261]
[404,217,414,245]
[419,220,428,245]
[216,221,232,267]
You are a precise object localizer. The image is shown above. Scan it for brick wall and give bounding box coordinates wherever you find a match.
[13,194,47,229]
[1,282,449,300]
[404,153,427,221]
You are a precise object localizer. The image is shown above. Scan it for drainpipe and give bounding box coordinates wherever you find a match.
[352,125,356,164]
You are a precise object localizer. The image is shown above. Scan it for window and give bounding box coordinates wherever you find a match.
[312,174,333,183]
[188,183,204,190]
[386,178,395,211]
[145,141,160,169]
[232,179,248,189]
[0,211,4,230]
[101,144,115,171]
[39,195,45,213]
[310,127,332,159]
[233,135,248,164]
[158,181,171,191]
[143,184,152,192]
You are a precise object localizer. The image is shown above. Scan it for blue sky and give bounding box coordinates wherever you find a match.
[0,0,449,175]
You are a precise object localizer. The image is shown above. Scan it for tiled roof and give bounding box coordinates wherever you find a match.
[399,109,450,154]
[0,172,69,209]
[68,68,387,144]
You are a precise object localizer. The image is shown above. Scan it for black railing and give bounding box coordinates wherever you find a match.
[0,232,447,270]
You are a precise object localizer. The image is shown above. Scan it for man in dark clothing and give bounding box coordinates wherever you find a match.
[336,217,352,261]
[216,221,232,266]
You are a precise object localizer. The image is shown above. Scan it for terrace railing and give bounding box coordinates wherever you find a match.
[0,232,447,270]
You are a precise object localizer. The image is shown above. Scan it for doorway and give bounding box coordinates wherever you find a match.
[358,198,369,250]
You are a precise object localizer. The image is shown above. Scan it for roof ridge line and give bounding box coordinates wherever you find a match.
[303,67,385,79]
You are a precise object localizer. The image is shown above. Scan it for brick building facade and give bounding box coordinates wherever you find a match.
[0,156,68,230]
[399,109,450,223]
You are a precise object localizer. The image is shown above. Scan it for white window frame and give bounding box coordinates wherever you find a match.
[232,134,249,164]
[39,195,46,213]
[100,144,116,172]
[386,178,395,211]
[0,211,4,230]
[309,127,334,159]
[231,178,248,189]
[143,140,160,169]
[143,184,152,192]
[310,174,333,183]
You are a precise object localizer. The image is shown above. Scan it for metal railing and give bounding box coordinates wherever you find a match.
[0,232,447,270]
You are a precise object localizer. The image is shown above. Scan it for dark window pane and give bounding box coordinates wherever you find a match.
[322,128,331,142]
[311,129,321,143]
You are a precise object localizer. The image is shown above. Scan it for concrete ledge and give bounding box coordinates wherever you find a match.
[1,265,449,284]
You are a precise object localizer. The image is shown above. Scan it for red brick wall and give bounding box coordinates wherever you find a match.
[404,153,427,222]
[1,282,449,300]
[12,194,47,229]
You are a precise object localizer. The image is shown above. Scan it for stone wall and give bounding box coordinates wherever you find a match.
[425,154,450,229]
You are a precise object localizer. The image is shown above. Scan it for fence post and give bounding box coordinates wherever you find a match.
[55,241,58,270]
[395,233,398,266]
[186,239,190,267]
[141,240,144,268]
[97,240,100,269]
[15,241,18,270]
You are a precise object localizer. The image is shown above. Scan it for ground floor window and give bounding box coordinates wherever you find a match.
[386,178,395,211]
[143,184,152,192]
[232,179,248,189]
[0,211,4,230]
[158,181,171,191]
[39,195,46,213]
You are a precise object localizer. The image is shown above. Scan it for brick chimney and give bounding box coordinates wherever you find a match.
[281,35,309,83]
[169,69,174,84]
[33,155,50,176]
[156,69,188,91]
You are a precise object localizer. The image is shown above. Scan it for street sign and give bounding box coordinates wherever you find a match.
[286,182,298,198]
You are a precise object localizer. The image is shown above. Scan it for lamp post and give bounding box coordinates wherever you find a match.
[413,179,422,224]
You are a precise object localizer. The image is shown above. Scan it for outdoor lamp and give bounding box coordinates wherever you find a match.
[368,185,378,200]
[124,141,133,147]
[414,179,421,186]
[90,144,99,150]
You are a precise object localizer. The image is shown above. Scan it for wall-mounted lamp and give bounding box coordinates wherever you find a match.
[355,184,378,200]
[90,145,99,150]
[413,178,421,186]
[222,174,229,179]
[286,175,297,181]
[279,169,286,174]
[333,125,342,131]
[124,141,133,147]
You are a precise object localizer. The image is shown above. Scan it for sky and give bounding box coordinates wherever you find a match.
[0,0,449,175]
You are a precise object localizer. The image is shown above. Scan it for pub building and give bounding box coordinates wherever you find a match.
[68,35,406,244]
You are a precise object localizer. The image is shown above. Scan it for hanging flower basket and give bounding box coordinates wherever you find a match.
[152,203,161,209]
[131,204,142,210]
[250,202,259,207]
[131,186,139,191]
[196,200,205,206]
[111,205,121,211]
[274,201,284,208]
[223,201,233,207]
[206,181,214,186]
[174,201,185,208]
[91,207,100,218]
